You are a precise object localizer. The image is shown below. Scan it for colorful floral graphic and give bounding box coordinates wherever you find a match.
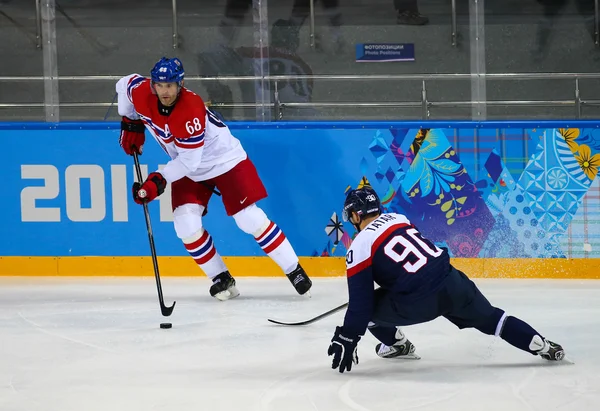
[559,128,580,152]
[320,127,599,259]
[574,144,600,180]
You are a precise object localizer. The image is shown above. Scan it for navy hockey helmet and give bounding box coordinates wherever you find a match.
[342,186,381,223]
[151,57,185,85]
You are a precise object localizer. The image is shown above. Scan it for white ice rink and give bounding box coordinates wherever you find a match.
[0,277,598,411]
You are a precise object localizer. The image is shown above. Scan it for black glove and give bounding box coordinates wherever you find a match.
[327,326,360,373]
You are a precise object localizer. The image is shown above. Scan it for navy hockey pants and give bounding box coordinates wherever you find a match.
[372,266,501,334]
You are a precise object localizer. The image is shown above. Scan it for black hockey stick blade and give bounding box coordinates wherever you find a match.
[161,301,176,317]
[268,302,348,326]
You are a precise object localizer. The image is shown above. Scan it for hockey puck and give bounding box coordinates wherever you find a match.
[160,322,172,329]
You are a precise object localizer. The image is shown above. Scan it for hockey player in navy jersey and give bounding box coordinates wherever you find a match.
[327,186,565,373]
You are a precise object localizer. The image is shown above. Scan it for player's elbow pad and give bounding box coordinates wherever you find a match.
[117,92,138,119]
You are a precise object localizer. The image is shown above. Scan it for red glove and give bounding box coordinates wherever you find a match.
[120,116,146,155]
[132,172,167,204]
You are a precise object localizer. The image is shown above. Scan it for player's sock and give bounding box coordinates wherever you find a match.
[254,221,298,274]
[499,315,564,360]
[183,229,228,280]
[498,316,540,354]
[368,324,401,346]
[254,220,312,295]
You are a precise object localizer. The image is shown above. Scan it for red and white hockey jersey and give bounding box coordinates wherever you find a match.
[116,74,247,183]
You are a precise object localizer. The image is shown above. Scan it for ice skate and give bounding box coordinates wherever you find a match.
[375,328,420,359]
[375,340,420,360]
[533,336,565,361]
[286,264,312,296]
[209,271,240,301]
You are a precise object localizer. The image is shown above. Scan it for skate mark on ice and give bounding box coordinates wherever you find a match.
[17,311,116,353]
[510,368,537,411]
[257,368,326,411]
[8,374,61,411]
[338,379,373,411]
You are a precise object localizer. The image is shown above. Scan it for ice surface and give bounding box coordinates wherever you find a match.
[0,277,598,411]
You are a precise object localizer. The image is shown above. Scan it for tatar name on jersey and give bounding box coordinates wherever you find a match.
[346,213,412,278]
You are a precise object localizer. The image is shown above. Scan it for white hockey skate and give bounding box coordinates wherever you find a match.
[531,335,565,361]
[375,328,421,360]
[210,271,240,301]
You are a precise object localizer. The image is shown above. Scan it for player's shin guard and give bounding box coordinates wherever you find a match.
[183,229,229,279]
[496,314,565,360]
[254,221,312,295]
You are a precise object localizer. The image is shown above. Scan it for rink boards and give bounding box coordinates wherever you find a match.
[0,256,598,278]
[1,121,599,278]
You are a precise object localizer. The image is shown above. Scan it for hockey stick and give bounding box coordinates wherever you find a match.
[201,181,222,196]
[268,302,348,326]
[133,152,176,317]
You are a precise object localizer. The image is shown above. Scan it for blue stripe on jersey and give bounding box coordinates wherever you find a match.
[138,114,167,139]
[175,131,204,144]
[127,76,145,99]
[207,111,226,128]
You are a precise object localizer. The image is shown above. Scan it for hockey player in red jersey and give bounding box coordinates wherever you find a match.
[327,186,565,373]
[116,57,312,300]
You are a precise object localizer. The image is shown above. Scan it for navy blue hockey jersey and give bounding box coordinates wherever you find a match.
[342,213,450,338]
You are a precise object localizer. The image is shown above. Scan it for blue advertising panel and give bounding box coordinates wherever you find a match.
[2,121,600,260]
[3,124,370,257]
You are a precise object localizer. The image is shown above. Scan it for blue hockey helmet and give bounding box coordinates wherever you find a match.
[150,57,185,85]
[342,186,381,223]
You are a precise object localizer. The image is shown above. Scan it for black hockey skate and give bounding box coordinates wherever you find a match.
[539,340,565,361]
[209,271,240,301]
[286,264,312,296]
[375,340,420,359]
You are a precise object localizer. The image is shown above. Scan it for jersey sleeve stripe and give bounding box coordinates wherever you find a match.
[207,111,226,127]
[138,113,170,140]
[175,132,204,144]
[174,139,205,149]
[370,222,410,254]
[126,76,145,101]
[347,258,372,278]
